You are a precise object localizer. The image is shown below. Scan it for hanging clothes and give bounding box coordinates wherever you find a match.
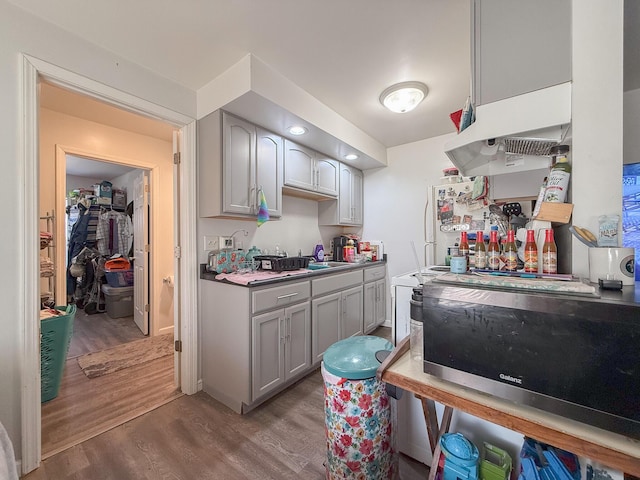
[67,203,100,296]
[96,209,133,257]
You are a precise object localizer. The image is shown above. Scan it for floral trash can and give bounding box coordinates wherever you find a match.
[322,336,398,480]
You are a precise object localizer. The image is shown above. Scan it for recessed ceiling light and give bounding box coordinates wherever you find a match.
[344,154,359,161]
[379,81,428,113]
[288,125,307,135]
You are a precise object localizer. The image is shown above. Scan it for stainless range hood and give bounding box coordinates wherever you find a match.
[444,82,572,177]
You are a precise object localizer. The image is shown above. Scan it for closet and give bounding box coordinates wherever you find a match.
[66,180,133,314]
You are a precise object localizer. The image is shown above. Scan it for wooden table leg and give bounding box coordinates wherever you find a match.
[419,396,440,454]
[427,405,453,480]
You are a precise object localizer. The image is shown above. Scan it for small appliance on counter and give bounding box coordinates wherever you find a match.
[332,234,361,262]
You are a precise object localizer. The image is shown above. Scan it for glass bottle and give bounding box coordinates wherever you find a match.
[504,230,518,271]
[523,229,538,273]
[458,232,470,270]
[487,230,500,270]
[542,229,558,274]
[543,145,571,203]
[474,231,487,269]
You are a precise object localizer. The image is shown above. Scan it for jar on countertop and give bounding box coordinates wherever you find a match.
[410,287,424,364]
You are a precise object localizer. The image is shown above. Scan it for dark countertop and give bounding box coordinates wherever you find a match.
[200,258,387,287]
[427,274,640,307]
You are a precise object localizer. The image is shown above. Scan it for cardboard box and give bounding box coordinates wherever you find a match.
[94,180,113,200]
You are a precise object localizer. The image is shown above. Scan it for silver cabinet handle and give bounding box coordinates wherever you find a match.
[286,315,291,341]
[280,317,285,343]
[277,292,299,300]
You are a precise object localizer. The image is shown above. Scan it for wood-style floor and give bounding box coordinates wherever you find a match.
[40,309,181,458]
[29,325,429,479]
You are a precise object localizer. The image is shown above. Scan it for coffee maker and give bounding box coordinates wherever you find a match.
[332,235,360,262]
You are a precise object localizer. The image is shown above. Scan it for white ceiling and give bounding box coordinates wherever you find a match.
[14,0,640,158]
[66,154,136,180]
[10,0,472,148]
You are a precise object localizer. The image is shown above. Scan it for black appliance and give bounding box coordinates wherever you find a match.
[421,282,640,440]
[332,236,350,262]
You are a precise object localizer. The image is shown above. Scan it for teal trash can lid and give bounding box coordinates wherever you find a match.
[323,336,394,380]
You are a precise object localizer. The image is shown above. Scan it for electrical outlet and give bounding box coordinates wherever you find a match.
[219,236,234,250]
[203,235,218,251]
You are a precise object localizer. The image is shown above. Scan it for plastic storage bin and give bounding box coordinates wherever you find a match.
[441,433,480,480]
[322,335,398,479]
[104,268,134,287]
[101,284,134,318]
[41,304,76,402]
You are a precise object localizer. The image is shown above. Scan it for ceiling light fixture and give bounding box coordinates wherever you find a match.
[344,154,359,161]
[379,81,428,113]
[288,125,307,135]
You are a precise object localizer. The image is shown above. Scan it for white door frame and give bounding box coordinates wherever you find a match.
[20,54,199,474]
[55,148,154,335]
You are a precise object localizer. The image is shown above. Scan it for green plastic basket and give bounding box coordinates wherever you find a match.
[41,304,76,403]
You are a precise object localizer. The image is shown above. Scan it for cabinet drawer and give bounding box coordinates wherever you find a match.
[312,270,363,297]
[364,265,386,283]
[252,281,310,314]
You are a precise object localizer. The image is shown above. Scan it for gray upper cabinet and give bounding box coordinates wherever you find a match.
[472,0,571,107]
[256,127,284,217]
[318,163,363,226]
[199,110,283,218]
[283,139,338,198]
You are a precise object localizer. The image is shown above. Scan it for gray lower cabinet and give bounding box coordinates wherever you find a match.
[311,269,364,364]
[311,291,341,365]
[252,301,311,400]
[200,263,383,413]
[364,265,387,333]
[364,279,386,333]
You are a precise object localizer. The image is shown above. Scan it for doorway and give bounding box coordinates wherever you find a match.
[22,54,199,474]
[39,86,180,457]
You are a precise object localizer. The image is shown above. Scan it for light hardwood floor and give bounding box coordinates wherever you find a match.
[40,309,181,458]
[29,325,429,479]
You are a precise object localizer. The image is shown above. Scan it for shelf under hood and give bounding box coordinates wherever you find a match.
[444,82,571,176]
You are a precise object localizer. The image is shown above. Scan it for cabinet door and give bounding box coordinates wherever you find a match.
[473,0,571,106]
[252,310,285,400]
[342,285,363,339]
[223,114,256,215]
[285,302,311,379]
[284,140,315,191]
[374,279,386,327]
[363,281,377,334]
[316,157,339,197]
[351,168,363,225]
[339,164,353,224]
[312,292,341,364]
[256,128,283,218]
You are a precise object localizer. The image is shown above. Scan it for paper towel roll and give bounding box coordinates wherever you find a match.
[163,275,174,288]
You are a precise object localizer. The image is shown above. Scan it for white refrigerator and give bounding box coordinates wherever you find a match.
[425,179,492,267]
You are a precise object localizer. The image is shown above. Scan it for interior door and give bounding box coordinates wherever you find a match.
[133,170,149,335]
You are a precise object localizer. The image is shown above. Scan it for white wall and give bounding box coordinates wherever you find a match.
[362,133,456,281]
[624,88,640,164]
[0,2,195,459]
[571,0,624,278]
[197,195,344,263]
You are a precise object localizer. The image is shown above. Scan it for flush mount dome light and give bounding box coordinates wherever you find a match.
[344,153,359,161]
[379,81,428,113]
[288,125,307,135]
